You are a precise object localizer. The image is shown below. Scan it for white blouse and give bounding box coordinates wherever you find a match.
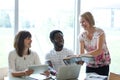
[8,50,41,73]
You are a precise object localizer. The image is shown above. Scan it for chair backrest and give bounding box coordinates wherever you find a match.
[0,67,8,80]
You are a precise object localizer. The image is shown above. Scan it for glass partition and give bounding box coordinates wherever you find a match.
[0,0,76,67]
[81,0,120,74]
[19,0,76,63]
[0,0,14,68]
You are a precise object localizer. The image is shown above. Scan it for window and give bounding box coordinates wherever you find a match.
[0,0,77,67]
[19,0,76,63]
[1,0,120,76]
[81,0,120,74]
[0,0,14,68]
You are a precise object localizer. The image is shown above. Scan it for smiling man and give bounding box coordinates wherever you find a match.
[45,30,74,75]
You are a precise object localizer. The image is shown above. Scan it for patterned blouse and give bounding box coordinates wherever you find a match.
[79,27,111,68]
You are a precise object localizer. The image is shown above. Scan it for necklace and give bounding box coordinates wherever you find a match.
[23,55,27,60]
[24,57,26,60]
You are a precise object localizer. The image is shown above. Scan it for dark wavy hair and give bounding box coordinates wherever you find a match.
[14,30,31,57]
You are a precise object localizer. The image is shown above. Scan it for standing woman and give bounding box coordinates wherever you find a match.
[8,30,41,77]
[79,11,111,76]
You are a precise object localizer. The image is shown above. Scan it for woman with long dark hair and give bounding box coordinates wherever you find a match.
[8,30,41,77]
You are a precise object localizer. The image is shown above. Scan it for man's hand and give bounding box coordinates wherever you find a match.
[40,70,50,77]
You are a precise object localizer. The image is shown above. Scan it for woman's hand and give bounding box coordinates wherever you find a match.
[76,61,84,65]
[25,69,34,76]
[76,54,85,65]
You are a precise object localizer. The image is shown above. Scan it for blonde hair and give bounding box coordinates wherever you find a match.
[81,11,95,26]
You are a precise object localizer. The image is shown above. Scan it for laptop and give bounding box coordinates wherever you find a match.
[56,64,81,80]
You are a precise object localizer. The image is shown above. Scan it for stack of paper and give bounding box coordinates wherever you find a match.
[29,74,47,80]
[85,73,108,80]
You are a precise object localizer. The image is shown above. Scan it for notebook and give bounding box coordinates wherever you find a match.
[28,64,48,74]
[56,64,81,80]
[28,64,49,80]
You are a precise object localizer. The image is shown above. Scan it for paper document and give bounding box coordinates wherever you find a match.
[63,54,94,65]
[29,74,47,80]
[85,73,108,80]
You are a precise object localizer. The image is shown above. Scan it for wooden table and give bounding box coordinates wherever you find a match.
[109,72,120,80]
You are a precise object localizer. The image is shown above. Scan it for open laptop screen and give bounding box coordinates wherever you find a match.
[56,64,81,80]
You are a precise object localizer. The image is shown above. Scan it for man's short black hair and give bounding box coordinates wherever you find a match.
[49,30,63,42]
